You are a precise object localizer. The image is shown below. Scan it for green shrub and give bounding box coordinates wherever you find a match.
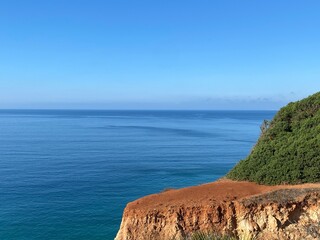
[187,232,236,240]
[171,231,240,240]
[226,92,320,185]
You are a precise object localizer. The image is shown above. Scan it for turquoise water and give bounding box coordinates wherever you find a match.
[0,110,275,239]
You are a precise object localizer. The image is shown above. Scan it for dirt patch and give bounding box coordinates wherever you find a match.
[127,179,320,211]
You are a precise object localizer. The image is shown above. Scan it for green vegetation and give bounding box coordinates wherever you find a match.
[227,92,320,185]
[178,231,252,240]
[170,231,246,240]
[184,232,237,240]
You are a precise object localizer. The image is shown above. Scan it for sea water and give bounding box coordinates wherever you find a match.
[0,110,275,240]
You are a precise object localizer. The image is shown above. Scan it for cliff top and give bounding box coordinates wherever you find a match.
[126,179,320,212]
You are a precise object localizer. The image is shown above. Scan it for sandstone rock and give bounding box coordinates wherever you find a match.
[115,180,320,240]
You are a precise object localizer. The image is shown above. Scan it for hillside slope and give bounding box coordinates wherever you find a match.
[227,92,320,185]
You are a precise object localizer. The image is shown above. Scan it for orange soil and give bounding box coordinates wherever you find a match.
[127,179,320,211]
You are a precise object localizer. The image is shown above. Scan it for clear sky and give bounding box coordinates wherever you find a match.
[0,0,319,110]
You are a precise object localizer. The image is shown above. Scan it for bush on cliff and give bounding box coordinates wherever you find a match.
[179,231,242,240]
[226,92,320,185]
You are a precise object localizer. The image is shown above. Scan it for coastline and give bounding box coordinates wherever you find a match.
[115,179,320,239]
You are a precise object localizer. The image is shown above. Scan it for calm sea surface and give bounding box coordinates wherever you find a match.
[0,110,275,240]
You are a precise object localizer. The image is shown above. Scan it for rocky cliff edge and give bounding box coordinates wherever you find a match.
[115,179,320,240]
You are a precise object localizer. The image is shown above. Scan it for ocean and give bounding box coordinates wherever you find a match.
[0,110,276,240]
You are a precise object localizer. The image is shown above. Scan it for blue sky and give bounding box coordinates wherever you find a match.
[0,0,319,109]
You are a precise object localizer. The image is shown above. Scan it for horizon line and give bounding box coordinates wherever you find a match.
[0,108,278,111]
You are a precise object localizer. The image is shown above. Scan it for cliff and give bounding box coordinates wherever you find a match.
[115,180,320,240]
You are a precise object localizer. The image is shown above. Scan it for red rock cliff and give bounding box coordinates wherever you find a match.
[115,180,320,240]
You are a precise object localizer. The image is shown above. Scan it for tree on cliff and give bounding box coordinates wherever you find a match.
[227,92,320,185]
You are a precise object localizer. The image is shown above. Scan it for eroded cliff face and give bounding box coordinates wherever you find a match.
[115,180,320,240]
